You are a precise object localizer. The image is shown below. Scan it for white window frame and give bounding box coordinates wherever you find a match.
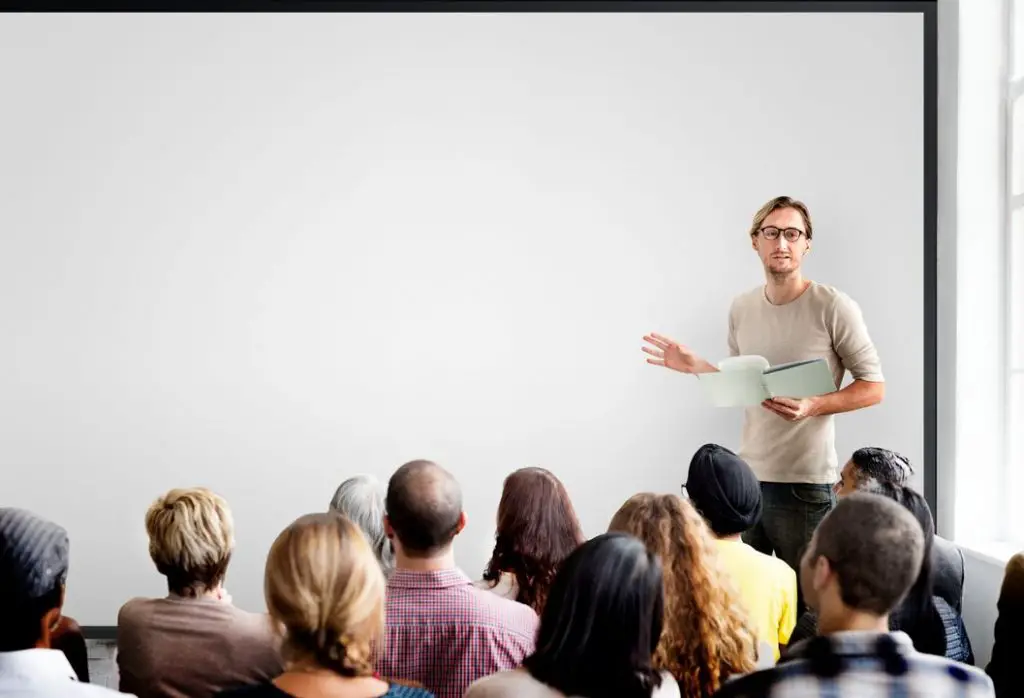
[1002,0,1023,544]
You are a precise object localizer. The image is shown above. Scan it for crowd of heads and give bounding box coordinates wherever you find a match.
[0,444,988,698]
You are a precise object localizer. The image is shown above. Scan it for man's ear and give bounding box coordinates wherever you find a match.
[37,585,66,649]
[38,607,60,648]
[383,515,394,539]
[812,555,832,592]
[454,512,467,536]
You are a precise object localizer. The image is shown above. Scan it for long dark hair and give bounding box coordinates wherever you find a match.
[482,467,584,613]
[524,532,665,698]
[825,483,948,658]
[889,487,947,657]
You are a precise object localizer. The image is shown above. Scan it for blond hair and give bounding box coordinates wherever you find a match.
[145,488,234,596]
[748,196,813,240]
[265,512,385,676]
[609,493,757,698]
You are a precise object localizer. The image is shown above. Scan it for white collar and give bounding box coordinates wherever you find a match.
[0,649,77,683]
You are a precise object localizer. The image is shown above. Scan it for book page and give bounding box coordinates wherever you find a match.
[762,359,837,399]
[697,368,770,407]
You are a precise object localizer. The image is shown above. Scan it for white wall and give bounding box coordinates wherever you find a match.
[0,12,924,625]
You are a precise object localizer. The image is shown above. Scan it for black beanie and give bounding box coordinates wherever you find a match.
[686,443,762,536]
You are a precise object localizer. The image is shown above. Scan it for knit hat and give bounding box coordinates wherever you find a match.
[0,508,69,601]
[686,444,762,536]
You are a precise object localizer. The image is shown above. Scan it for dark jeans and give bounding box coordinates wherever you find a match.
[742,482,836,612]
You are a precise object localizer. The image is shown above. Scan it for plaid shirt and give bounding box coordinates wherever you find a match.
[715,631,994,698]
[378,568,538,698]
[788,596,975,664]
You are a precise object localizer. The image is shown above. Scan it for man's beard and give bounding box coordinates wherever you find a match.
[767,261,798,283]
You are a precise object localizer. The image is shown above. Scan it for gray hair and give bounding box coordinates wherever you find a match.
[328,475,394,575]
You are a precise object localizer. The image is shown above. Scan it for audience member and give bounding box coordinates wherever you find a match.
[986,552,1024,698]
[0,507,129,697]
[684,445,796,659]
[464,532,680,698]
[833,448,965,612]
[477,467,584,613]
[789,485,973,663]
[117,488,282,698]
[328,475,394,575]
[378,460,538,698]
[832,447,913,497]
[715,494,993,698]
[608,493,761,697]
[51,615,89,683]
[217,512,433,698]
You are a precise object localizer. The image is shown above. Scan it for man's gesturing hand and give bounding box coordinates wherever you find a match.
[642,333,709,374]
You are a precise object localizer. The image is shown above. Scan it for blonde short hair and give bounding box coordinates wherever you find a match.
[748,195,814,240]
[265,512,385,676]
[145,488,235,596]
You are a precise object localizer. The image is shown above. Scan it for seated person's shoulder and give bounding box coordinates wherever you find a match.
[464,670,536,698]
[765,551,795,575]
[944,660,993,686]
[710,665,781,698]
[225,605,276,630]
[219,608,283,658]
[909,650,992,682]
[467,585,538,624]
[653,671,682,698]
[116,597,154,627]
[748,546,796,583]
[899,653,995,695]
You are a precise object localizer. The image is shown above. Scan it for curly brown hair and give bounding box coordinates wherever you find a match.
[482,467,584,614]
[608,493,757,698]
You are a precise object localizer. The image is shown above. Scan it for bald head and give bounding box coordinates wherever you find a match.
[386,460,463,557]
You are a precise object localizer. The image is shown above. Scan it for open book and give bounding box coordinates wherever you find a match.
[696,355,837,407]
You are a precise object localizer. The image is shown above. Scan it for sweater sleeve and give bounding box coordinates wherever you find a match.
[829,292,884,382]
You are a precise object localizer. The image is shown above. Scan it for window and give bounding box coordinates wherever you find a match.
[1005,0,1024,542]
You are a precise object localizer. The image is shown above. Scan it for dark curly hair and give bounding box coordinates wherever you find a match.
[850,447,914,489]
[482,467,584,614]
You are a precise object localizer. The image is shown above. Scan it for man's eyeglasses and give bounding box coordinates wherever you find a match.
[758,226,806,242]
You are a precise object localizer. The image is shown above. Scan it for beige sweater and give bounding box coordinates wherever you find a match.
[727,281,884,484]
[116,596,283,698]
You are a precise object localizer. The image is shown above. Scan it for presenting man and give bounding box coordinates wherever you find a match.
[643,196,884,575]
